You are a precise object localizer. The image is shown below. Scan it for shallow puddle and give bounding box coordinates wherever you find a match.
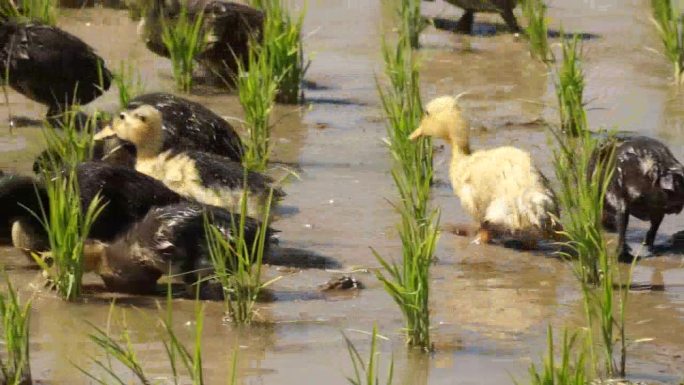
[0,0,683,384]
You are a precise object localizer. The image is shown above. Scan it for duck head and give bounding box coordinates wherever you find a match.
[408,95,470,153]
[662,167,684,208]
[111,105,163,158]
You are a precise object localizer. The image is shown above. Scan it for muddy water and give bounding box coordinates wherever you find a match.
[0,0,683,383]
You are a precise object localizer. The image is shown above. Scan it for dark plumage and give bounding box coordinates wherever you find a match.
[138,0,263,81]
[105,140,283,217]
[0,21,112,121]
[593,135,684,260]
[0,163,184,249]
[127,92,244,161]
[96,202,272,298]
[76,162,184,241]
[182,149,284,198]
[32,135,138,175]
[0,174,48,249]
[91,135,138,169]
[425,0,520,33]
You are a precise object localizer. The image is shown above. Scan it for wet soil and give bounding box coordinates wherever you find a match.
[1,0,684,384]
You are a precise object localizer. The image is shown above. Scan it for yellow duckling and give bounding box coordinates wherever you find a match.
[409,96,559,245]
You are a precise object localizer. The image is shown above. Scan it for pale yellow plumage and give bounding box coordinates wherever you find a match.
[410,96,558,240]
[103,105,266,217]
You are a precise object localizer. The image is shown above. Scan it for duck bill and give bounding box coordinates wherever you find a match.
[94,125,115,140]
[408,127,423,141]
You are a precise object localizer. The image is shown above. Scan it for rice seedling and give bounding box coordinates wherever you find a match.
[113,60,145,108]
[651,0,684,84]
[521,0,550,62]
[0,0,57,25]
[235,42,278,172]
[343,325,394,385]
[374,32,439,351]
[28,167,106,301]
[572,243,637,379]
[551,130,613,285]
[204,181,276,325]
[160,2,206,93]
[398,0,427,49]
[372,200,439,351]
[0,276,32,385]
[252,0,309,104]
[550,37,632,377]
[26,109,106,301]
[554,34,587,137]
[516,325,587,385]
[377,34,432,216]
[549,111,625,377]
[38,107,100,169]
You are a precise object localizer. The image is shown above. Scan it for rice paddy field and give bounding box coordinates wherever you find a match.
[0,0,683,384]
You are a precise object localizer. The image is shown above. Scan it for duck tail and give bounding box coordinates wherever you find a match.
[519,187,560,236]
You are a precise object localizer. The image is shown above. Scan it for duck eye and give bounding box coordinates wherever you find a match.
[139,115,147,123]
[119,113,125,120]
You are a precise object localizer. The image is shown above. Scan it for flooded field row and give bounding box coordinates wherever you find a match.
[0,0,683,384]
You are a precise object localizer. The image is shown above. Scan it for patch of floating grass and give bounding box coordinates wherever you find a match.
[235,42,279,172]
[161,1,206,93]
[521,0,550,62]
[343,325,394,385]
[159,289,206,385]
[517,325,587,385]
[204,182,276,325]
[374,32,438,351]
[78,303,151,385]
[113,60,145,108]
[651,0,684,84]
[252,0,309,104]
[0,276,32,385]
[81,294,239,385]
[0,0,57,25]
[27,109,107,301]
[554,34,587,137]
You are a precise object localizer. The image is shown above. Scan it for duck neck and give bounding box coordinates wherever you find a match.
[138,134,163,159]
[449,134,471,162]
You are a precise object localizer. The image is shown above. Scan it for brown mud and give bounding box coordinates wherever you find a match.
[0,0,683,383]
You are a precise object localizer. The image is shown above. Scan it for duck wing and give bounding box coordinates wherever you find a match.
[201,1,263,58]
[142,202,273,281]
[183,150,285,199]
[0,22,111,106]
[128,92,244,161]
[76,162,184,241]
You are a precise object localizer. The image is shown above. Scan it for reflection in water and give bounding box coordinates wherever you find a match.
[661,89,684,151]
[432,247,572,342]
[400,351,429,385]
